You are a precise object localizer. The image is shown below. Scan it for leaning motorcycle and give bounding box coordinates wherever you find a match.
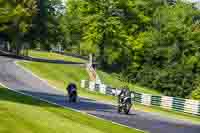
[118,96,132,114]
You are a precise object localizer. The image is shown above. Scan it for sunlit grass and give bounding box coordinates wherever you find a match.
[0,86,143,133]
[18,61,200,124]
[28,50,87,63]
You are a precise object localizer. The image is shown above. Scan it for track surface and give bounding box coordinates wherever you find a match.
[0,56,199,133]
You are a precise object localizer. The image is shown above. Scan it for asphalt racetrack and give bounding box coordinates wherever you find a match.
[0,56,199,133]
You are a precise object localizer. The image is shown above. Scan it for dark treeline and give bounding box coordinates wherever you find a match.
[0,0,65,53]
[0,0,200,99]
[63,0,200,99]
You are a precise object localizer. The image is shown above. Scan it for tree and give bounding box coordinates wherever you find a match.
[64,0,200,98]
[130,2,200,97]
[0,0,38,54]
[64,0,159,70]
[60,0,82,53]
[29,0,64,51]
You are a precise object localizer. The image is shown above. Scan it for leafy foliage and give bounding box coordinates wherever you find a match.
[0,0,64,53]
[1,0,200,98]
[191,87,200,100]
[64,0,200,98]
[0,0,38,54]
[29,0,65,50]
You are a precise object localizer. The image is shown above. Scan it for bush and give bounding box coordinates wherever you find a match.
[191,87,200,100]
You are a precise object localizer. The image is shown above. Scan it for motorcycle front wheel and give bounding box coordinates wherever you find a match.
[124,103,132,114]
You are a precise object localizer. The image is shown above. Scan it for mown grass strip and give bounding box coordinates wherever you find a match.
[29,50,87,63]
[18,61,200,124]
[0,85,143,133]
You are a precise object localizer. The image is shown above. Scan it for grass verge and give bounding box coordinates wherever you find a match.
[0,85,143,133]
[18,61,200,125]
[28,50,161,95]
[28,50,87,63]
[97,71,161,95]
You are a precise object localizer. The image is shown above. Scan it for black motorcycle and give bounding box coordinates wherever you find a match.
[118,95,132,114]
[69,89,77,102]
[67,83,78,103]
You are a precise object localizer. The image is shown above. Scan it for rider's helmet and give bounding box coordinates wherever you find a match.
[68,83,77,94]
[119,85,128,96]
[123,85,131,96]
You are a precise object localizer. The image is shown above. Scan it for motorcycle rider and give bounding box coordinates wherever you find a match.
[118,85,132,114]
[118,86,131,104]
[66,83,77,102]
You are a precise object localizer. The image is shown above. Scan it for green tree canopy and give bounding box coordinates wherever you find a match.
[64,0,200,98]
[0,0,38,54]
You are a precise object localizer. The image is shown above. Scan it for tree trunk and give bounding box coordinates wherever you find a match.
[99,32,106,68]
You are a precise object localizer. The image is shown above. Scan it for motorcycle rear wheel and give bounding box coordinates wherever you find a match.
[118,105,122,113]
[69,93,77,103]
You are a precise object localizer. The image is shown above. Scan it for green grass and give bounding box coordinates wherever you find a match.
[0,85,143,133]
[97,71,161,95]
[19,61,89,90]
[28,50,160,95]
[18,61,200,125]
[28,50,87,63]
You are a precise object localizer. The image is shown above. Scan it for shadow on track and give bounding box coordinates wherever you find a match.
[19,90,116,111]
[0,87,116,112]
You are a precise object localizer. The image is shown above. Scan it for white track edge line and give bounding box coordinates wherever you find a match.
[15,61,60,91]
[12,61,146,133]
[0,82,145,133]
